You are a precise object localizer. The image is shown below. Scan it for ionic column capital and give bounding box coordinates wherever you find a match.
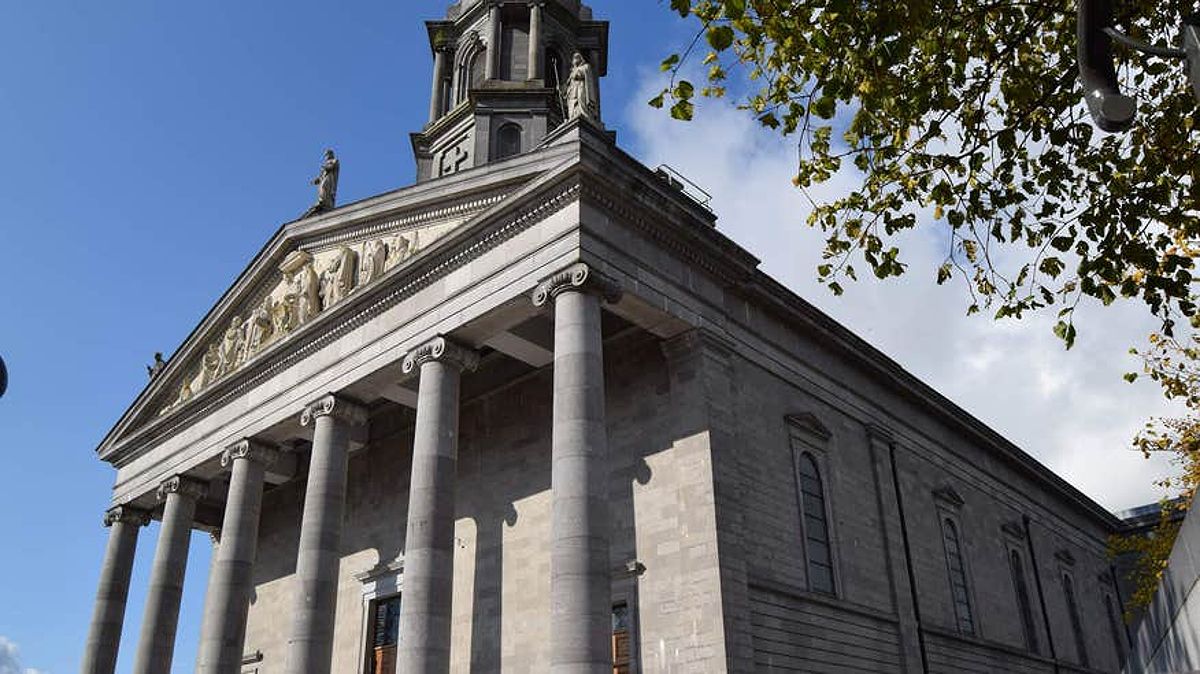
[103,505,151,528]
[300,393,368,428]
[402,336,480,375]
[532,263,622,307]
[157,475,208,502]
[221,438,281,469]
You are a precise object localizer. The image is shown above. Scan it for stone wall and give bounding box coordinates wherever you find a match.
[243,331,732,673]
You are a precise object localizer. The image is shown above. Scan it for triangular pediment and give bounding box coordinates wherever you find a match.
[97,149,576,458]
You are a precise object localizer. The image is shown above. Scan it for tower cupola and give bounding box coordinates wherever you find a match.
[411,0,609,182]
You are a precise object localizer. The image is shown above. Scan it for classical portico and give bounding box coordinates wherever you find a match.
[82,3,731,664]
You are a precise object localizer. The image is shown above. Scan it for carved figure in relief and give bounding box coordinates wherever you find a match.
[303,149,339,218]
[146,352,167,379]
[218,317,245,376]
[273,295,297,334]
[360,239,388,285]
[246,300,274,355]
[563,52,600,121]
[200,343,221,387]
[293,264,322,323]
[386,233,414,270]
[320,246,358,308]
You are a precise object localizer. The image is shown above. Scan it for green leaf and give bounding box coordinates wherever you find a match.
[670,0,691,18]
[660,54,680,72]
[648,92,666,109]
[670,99,695,121]
[1124,373,1139,383]
[707,25,735,51]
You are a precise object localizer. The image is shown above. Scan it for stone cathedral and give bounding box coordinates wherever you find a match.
[83,1,1132,673]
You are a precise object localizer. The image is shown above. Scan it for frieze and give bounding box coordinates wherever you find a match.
[159,221,460,416]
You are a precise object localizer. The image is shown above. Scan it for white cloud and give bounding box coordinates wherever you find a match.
[621,69,1179,512]
[0,637,47,674]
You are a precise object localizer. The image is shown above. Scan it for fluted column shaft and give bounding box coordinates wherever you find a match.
[196,440,278,674]
[284,395,366,674]
[429,47,448,123]
[396,337,479,673]
[132,476,207,674]
[486,3,502,80]
[81,506,149,674]
[534,263,620,673]
[528,3,544,81]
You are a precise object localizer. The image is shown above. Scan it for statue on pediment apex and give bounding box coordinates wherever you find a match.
[303,149,339,218]
[146,352,166,379]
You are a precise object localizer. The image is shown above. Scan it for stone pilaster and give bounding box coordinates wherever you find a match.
[81,506,151,674]
[196,439,280,674]
[396,336,479,674]
[132,476,208,674]
[534,262,620,673]
[867,425,926,673]
[284,394,368,674]
[660,328,756,672]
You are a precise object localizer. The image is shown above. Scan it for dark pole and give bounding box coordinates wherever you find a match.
[0,355,7,398]
[1078,0,1137,131]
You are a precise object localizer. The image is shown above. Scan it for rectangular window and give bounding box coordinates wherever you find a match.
[366,595,401,674]
[612,603,632,673]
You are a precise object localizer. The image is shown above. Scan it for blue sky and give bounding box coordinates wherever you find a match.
[0,2,1177,673]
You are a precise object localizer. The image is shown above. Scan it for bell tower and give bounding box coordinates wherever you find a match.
[411,0,609,182]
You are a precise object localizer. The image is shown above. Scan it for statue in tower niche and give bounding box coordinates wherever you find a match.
[303,149,339,218]
[563,52,600,122]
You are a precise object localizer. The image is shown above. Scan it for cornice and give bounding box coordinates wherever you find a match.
[402,336,481,374]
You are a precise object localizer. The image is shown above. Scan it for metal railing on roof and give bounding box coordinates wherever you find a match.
[654,164,713,210]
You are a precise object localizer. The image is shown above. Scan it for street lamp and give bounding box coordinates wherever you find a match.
[1078,0,1200,131]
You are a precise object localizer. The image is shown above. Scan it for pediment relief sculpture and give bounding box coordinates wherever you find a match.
[158,221,456,416]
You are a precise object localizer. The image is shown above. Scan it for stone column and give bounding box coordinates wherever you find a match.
[396,336,479,673]
[81,505,150,674]
[533,262,621,673]
[284,394,367,674]
[429,46,448,124]
[196,439,279,674]
[131,476,208,674]
[528,2,544,81]
[486,2,502,80]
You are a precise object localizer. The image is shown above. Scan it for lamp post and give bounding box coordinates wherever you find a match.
[1078,0,1200,131]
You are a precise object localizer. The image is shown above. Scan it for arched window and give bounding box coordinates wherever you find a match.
[797,453,835,595]
[1009,550,1038,653]
[496,123,522,159]
[942,518,975,634]
[1063,574,1090,668]
[455,43,487,105]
